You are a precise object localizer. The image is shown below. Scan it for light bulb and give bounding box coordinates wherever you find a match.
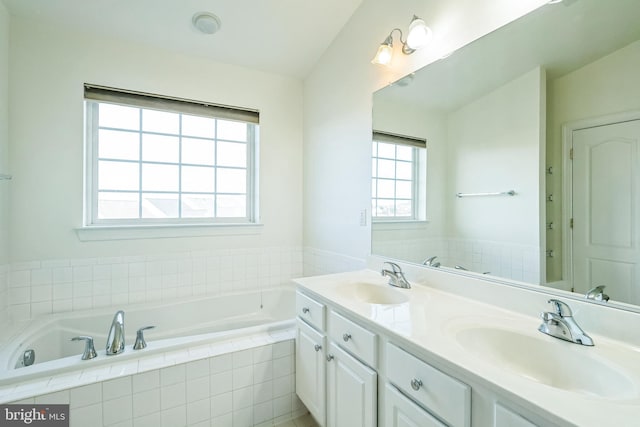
[406,16,432,50]
[371,42,393,65]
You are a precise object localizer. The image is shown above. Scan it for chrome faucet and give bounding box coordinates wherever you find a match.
[538,299,594,346]
[422,256,440,267]
[585,285,609,302]
[106,310,125,355]
[381,261,411,289]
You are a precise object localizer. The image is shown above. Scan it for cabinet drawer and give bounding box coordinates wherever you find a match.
[328,310,377,368]
[296,291,326,331]
[495,403,538,427]
[386,343,470,427]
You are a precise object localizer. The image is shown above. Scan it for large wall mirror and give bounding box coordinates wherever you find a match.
[372,0,640,309]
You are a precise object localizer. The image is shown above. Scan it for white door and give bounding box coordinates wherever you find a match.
[572,119,640,304]
[326,342,377,427]
[383,384,445,427]
[296,320,326,426]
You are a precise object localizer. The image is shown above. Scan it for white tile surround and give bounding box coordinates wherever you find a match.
[0,247,363,426]
[372,236,540,283]
[7,247,305,322]
[3,331,304,427]
[7,247,365,322]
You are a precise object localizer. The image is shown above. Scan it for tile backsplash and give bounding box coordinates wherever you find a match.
[6,246,366,322]
[7,247,304,322]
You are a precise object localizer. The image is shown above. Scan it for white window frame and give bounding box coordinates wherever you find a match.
[372,131,427,222]
[83,84,260,228]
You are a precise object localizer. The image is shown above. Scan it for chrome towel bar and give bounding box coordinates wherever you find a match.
[456,190,515,198]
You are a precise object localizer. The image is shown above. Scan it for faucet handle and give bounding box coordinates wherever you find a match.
[133,326,155,350]
[71,336,98,360]
[547,299,572,317]
[383,261,402,273]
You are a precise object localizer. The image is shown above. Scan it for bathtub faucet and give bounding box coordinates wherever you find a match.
[106,310,125,355]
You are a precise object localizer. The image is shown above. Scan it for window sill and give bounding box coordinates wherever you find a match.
[371,220,429,231]
[75,223,264,241]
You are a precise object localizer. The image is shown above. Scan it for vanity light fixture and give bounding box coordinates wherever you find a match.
[371,15,432,65]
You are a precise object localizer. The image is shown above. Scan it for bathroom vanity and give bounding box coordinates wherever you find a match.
[294,269,640,427]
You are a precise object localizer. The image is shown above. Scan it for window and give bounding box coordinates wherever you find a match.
[371,131,426,221]
[84,85,259,226]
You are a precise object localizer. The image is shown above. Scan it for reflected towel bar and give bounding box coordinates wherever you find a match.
[456,190,515,198]
[0,174,12,181]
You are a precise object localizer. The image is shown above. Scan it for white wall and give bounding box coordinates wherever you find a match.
[303,0,548,262]
[8,17,303,262]
[447,67,544,246]
[0,1,10,322]
[546,39,640,281]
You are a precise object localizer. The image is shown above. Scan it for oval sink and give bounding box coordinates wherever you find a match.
[337,282,409,305]
[456,326,638,399]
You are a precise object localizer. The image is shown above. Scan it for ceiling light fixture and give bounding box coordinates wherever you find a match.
[371,15,432,65]
[192,12,222,35]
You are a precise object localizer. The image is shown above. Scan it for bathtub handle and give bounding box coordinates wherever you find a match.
[133,326,156,350]
[71,336,98,360]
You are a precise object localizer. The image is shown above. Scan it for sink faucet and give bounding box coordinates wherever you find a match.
[106,310,125,355]
[538,299,594,346]
[585,285,609,302]
[381,261,411,289]
[422,256,440,267]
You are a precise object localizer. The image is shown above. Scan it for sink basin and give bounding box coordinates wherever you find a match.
[337,282,409,305]
[456,326,638,399]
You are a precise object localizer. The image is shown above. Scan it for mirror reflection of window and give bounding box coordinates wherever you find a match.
[371,131,426,222]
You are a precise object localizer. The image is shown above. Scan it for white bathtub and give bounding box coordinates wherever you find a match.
[0,287,295,385]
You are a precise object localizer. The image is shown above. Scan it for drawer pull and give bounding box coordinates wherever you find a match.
[410,378,423,391]
[326,354,334,362]
[342,333,352,342]
[302,307,310,314]
[314,344,322,352]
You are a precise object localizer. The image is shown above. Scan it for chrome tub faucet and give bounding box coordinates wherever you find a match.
[585,285,609,302]
[422,256,440,267]
[538,299,594,346]
[106,310,125,355]
[381,261,411,289]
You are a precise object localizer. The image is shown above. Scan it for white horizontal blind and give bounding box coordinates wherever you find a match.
[84,84,259,226]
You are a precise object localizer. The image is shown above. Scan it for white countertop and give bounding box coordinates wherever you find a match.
[294,269,640,427]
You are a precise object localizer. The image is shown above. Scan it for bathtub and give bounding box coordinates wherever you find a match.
[0,287,295,386]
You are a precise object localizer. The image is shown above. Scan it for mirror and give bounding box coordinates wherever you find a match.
[372,0,640,308]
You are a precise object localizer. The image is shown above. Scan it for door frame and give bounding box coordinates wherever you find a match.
[561,110,640,289]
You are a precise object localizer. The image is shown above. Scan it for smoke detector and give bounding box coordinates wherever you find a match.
[192,12,222,35]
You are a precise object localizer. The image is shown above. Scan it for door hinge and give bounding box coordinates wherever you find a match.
[570,218,574,229]
[569,148,574,160]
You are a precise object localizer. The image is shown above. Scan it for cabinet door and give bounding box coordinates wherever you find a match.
[326,342,377,427]
[296,320,326,426]
[384,384,446,427]
[495,403,538,427]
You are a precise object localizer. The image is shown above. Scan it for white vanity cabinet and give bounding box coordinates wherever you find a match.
[385,343,471,427]
[494,403,538,427]
[326,342,377,427]
[296,291,378,427]
[296,319,326,425]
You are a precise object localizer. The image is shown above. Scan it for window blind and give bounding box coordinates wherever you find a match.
[84,84,259,124]
[372,130,426,149]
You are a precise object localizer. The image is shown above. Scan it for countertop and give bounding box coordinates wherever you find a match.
[294,269,640,427]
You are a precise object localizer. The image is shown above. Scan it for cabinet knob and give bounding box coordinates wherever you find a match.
[410,378,423,391]
[302,307,310,314]
[326,354,334,362]
[314,344,322,352]
[342,333,352,342]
